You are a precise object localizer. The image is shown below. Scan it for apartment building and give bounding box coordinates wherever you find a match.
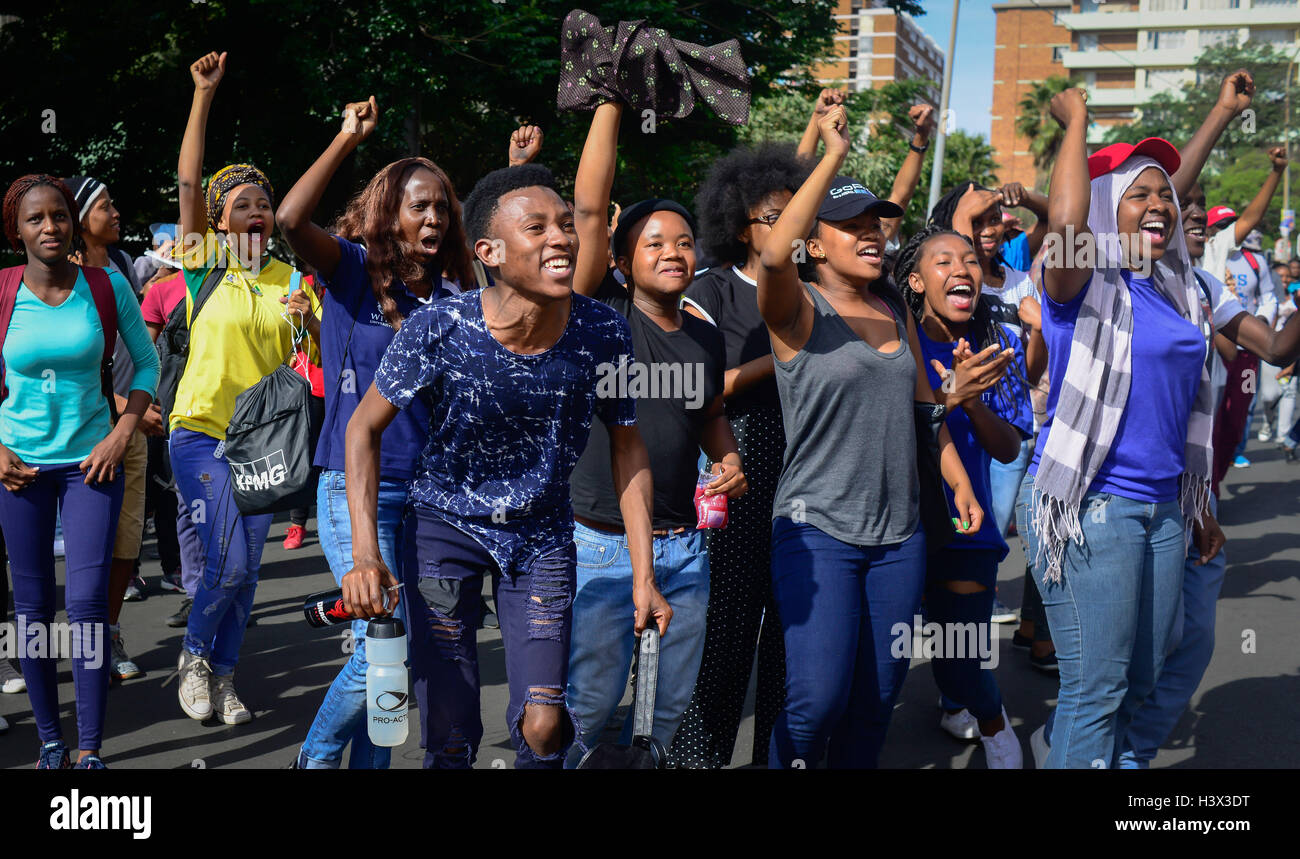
[993,0,1300,186]
[812,0,946,103]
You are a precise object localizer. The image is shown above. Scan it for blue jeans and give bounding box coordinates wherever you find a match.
[564,522,710,767]
[405,511,578,769]
[169,428,273,675]
[1117,494,1225,769]
[769,518,927,769]
[1026,491,1185,768]
[298,470,410,769]
[989,436,1033,538]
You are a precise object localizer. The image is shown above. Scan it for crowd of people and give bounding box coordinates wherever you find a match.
[0,41,1297,770]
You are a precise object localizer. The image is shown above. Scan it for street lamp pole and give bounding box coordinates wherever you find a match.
[927,0,961,215]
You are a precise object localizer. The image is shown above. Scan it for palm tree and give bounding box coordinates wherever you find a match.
[1015,76,1079,185]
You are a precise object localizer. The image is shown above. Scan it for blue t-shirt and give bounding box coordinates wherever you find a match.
[1030,270,1206,503]
[1000,233,1031,272]
[920,325,1027,560]
[373,289,637,572]
[315,237,449,480]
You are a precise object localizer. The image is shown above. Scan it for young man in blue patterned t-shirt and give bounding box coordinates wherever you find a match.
[340,164,666,768]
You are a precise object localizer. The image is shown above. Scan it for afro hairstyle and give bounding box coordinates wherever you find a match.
[693,142,814,268]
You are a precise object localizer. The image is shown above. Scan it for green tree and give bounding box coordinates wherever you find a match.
[1103,40,1300,244]
[1015,75,1078,185]
[0,0,884,259]
[742,79,998,235]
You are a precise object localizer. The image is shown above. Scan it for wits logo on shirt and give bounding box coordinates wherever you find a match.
[229,449,289,493]
[49,790,151,840]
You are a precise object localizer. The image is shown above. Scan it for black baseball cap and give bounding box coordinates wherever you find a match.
[818,177,904,222]
[612,198,698,258]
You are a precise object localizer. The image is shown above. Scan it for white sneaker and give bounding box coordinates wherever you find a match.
[1030,724,1051,769]
[212,673,253,725]
[939,708,979,741]
[177,651,213,721]
[980,708,1023,769]
[0,658,25,694]
[1258,429,1272,442]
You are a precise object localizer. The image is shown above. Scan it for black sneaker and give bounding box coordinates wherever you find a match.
[1011,630,1033,650]
[1285,447,1298,464]
[1029,651,1059,673]
[166,597,194,628]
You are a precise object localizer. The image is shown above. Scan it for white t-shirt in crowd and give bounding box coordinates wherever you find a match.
[1202,227,1278,322]
[983,267,1036,339]
[1193,266,1247,409]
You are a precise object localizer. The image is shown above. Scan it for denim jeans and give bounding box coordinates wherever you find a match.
[405,510,578,769]
[1015,472,1050,641]
[989,436,1033,538]
[1026,491,1185,768]
[298,470,410,769]
[169,428,272,675]
[769,518,927,769]
[1117,494,1225,769]
[564,522,710,767]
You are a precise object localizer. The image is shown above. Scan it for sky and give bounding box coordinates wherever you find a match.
[915,0,996,140]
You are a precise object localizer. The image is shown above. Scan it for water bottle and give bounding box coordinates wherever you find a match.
[365,617,409,747]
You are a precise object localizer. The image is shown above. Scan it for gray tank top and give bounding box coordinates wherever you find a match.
[772,281,919,546]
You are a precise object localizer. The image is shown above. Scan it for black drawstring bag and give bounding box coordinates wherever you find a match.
[224,363,323,515]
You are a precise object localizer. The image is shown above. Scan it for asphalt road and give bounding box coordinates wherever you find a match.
[2,426,1296,769]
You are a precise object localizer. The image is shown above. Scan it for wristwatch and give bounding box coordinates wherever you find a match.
[909,140,929,154]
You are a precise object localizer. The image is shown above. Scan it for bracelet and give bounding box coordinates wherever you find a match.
[909,141,929,154]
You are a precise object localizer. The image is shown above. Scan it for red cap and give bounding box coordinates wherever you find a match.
[1206,206,1238,229]
[1087,137,1181,180]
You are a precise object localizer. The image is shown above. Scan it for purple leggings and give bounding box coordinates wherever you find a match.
[0,462,123,751]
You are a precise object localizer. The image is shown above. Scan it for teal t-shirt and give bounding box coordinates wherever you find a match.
[0,267,159,464]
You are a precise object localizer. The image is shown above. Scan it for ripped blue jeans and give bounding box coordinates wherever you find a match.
[404,508,577,769]
[170,427,272,675]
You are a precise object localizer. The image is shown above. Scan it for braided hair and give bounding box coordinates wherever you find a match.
[896,225,1020,406]
[928,181,1006,282]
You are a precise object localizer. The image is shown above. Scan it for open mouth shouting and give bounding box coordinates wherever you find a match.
[945,278,976,313]
[1139,216,1169,245]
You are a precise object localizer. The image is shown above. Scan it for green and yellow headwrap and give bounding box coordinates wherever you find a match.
[206,163,274,231]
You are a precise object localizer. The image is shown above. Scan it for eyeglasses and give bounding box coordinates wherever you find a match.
[747,213,782,227]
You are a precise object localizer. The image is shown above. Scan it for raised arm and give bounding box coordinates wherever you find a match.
[1170,70,1254,201]
[881,103,936,242]
[278,96,380,282]
[573,102,623,297]
[1001,183,1050,258]
[1232,146,1288,244]
[179,52,226,244]
[797,88,847,159]
[1042,87,1093,305]
[507,125,544,167]
[760,105,850,356]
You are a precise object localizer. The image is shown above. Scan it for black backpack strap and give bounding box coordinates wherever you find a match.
[189,263,227,326]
